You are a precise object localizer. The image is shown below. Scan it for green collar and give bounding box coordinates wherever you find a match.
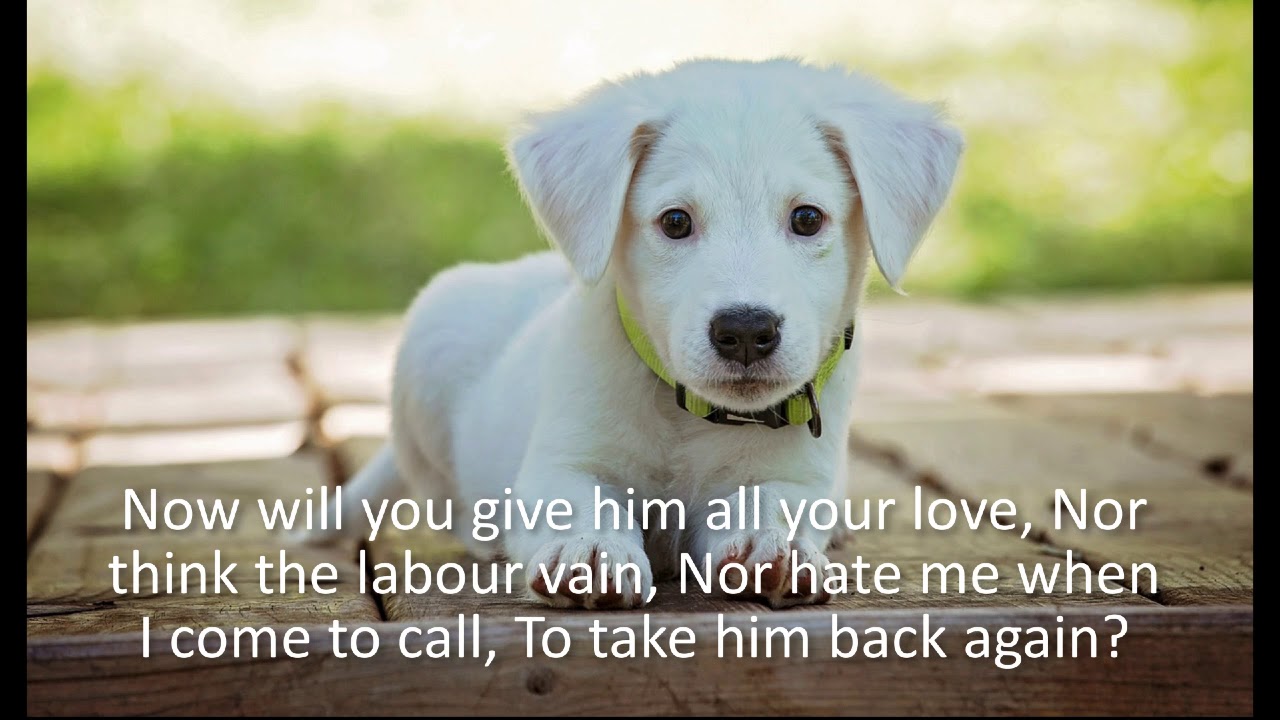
[616,287,853,438]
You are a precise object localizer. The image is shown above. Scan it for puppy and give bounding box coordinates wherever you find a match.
[307,58,963,609]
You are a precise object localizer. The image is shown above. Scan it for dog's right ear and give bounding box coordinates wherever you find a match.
[816,73,964,291]
[507,86,658,285]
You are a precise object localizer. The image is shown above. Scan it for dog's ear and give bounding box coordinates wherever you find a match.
[819,81,964,289]
[507,87,657,285]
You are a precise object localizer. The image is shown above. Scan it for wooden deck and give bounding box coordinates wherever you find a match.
[27,287,1253,715]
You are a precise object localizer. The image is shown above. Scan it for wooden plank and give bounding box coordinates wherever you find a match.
[26,536,377,637]
[28,365,309,433]
[852,396,1012,424]
[28,433,78,474]
[39,454,335,540]
[27,319,309,440]
[26,323,106,390]
[28,473,57,545]
[27,453,379,638]
[336,436,389,488]
[859,288,1252,398]
[855,288,1250,371]
[1159,335,1253,395]
[102,317,301,385]
[828,454,1155,610]
[996,286,1252,351]
[937,352,1177,396]
[300,316,401,405]
[28,536,343,603]
[857,298,1032,361]
[318,403,390,444]
[997,393,1253,487]
[852,404,1253,605]
[80,422,307,468]
[26,318,302,390]
[984,289,1252,396]
[26,607,1252,716]
[934,337,1252,397]
[336,436,386,475]
[854,299,1029,399]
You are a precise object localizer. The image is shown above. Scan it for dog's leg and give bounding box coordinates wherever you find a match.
[689,481,836,609]
[291,441,405,546]
[507,470,653,610]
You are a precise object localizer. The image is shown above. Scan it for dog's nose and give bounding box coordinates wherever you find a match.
[709,307,782,366]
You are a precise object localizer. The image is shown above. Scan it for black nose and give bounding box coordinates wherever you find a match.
[709,307,782,367]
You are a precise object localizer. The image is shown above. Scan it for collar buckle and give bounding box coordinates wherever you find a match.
[705,405,790,429]
[679,381,822,436]
[802,381,822,438]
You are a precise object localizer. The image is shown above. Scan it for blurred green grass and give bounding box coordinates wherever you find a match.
[27,0,1251,320]
[27,77,538,319]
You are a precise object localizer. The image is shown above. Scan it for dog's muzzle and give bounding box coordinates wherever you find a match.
[619,286,853,440]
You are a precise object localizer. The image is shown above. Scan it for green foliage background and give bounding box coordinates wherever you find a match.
[27,0,1251,320]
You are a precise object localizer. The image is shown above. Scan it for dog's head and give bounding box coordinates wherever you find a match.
[508,59,963,413]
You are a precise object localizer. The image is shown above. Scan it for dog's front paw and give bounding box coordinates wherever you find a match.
[523,536,653,610]
[706,531,832,608]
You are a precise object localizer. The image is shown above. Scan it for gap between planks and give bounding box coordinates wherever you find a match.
[283,345,354,489]
[846,430,1174,608]
[848,433,1182,617]
[360,539,391,622]
[26,472,72,560]
[847,391,1254,609]
[987,393,1253,493]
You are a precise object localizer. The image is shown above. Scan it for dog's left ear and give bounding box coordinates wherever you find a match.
[820,83,964,289]
[507,86,658,285]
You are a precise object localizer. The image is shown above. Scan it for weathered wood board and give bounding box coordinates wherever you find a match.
[24,288,1255,716]
[79,422,309,469]
[27,607,1252,716]
[300,316,402,406]
[852,402,1253,606]
[28,472,57,546]
[27,455,380,638]
[27,318,301,390]
[996,392,1253,487]
[28,365,309,433]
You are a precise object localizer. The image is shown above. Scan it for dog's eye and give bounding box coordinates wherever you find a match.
[659,209,693,239]
[790,206,824,237]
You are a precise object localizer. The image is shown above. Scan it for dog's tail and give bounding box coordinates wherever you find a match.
[291,441,403,546]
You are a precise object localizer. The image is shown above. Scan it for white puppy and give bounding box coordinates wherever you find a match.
[308,58,962,609]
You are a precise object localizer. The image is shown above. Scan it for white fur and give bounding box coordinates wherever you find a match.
[304,58,963,609]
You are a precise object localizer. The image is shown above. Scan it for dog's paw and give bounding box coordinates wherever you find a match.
[523,536,653,610]
[706,530,832,608]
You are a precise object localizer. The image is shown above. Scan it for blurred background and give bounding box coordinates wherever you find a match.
[27,0,1252,321]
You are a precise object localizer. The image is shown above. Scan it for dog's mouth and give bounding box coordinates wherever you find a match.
[696,372,799,411]
[709,377,787,396]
